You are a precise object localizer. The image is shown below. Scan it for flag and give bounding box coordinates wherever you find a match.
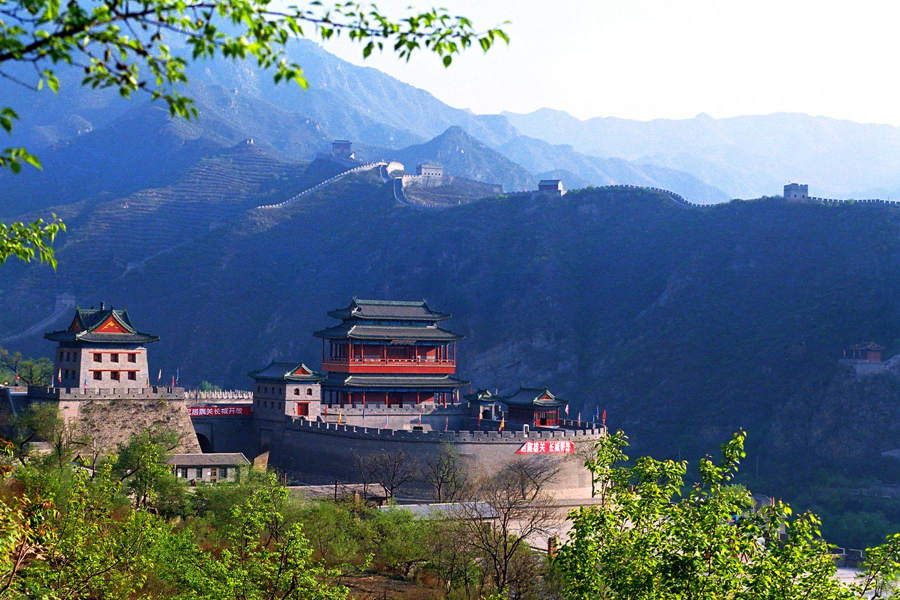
[477,410,483,426]
[577,411,581,425]
[157,368,162,383]
[57,368,61,384]
[595,406,600,422]
[175,368,180,384]
[444,416,449,432]
[565,403,570,417]
[498,416,505,432]
[83,376,88,388]
[323,405,328,417]
[337,411,343,424]
[384,413,389,429]
[602,409,607,427]
[171,375,175,387]
[362,405,366,421]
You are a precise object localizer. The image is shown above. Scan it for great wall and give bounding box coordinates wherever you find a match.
[245,140,900,215]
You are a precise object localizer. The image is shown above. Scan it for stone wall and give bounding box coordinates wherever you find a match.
[49,397,201,454]
[267,419,605,500]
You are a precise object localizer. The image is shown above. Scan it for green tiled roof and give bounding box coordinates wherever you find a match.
[327,297,451,322]
[248,361,323,382]
[501,387,567,409]
[323,373,468,390]
[44,306,159,345]
[313,323,462,341]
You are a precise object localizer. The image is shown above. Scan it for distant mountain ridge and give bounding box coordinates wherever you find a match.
[0,39,733,211]
[503,108,900,199]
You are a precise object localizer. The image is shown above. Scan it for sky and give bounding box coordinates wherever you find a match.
[319,0,900,125]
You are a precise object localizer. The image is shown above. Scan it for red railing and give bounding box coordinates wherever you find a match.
[325,357,454,365]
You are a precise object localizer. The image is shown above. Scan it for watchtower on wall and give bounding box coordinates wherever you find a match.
[44,304,158,389]
[416,163,444,177]
[315,298,467,408]
[331,139,355,160]
[28,305,200,454]
[248,361,323,421]
[784,183,809,201]
[539,179,566,196]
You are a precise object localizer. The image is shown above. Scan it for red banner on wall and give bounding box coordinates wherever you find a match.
[188,405,252,417]
[516,440,574,454]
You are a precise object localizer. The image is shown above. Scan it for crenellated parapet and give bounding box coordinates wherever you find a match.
[28,385,184,401]
[284,417,605,443]
[184,389,253,401]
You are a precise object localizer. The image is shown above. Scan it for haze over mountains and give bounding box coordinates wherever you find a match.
[5,38,900,209]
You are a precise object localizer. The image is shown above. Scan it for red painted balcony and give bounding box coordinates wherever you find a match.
[322,356,456,374]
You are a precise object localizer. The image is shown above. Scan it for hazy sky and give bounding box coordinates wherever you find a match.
[320,0,900,124]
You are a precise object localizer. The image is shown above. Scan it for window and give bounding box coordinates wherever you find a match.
[93,371,102,380]
[128,353,136,363]
[220,467,228,480]
[210,467,218,483]
[93,353,101,362]
[127,371,136,381]
[307,388,313,396]
[111,371,120,381]
[296,403,309,416]
[110,353,119,363]
[180,467,187,478]
[294,388,299,396]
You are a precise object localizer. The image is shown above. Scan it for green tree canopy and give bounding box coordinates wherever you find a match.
[556,430,900,600]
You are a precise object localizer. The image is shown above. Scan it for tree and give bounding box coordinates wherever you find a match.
[198,380,222,391]
[111,427,180,510]
[424,443,467,502]
[0,347,52,386]
[6,402,87,469]
[458,459,556,595]
[555,429,900,600]
[188,477,347,600]
[363,449,416,500]
[0,0,507,267]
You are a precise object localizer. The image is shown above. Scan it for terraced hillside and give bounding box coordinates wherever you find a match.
[0,141,318,336]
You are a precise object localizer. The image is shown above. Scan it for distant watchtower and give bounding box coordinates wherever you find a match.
[44,303,158,389]
[331,139,354,160]
[416,163,444,177]
[539,179,566,196]
[784,183,809,201]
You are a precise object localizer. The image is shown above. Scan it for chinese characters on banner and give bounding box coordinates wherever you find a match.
[515,440,574,454]
[188,406,252,417]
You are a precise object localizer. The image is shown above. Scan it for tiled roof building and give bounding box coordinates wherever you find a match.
[44,303,158,389]
[315,298,468,407]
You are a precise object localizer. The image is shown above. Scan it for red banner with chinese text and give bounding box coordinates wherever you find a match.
[516,440,574,454]
[188,405,252,417]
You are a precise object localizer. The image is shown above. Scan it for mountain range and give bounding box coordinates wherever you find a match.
[0,38,899,547]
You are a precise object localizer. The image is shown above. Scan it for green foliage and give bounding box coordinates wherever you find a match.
[555,430,900,600]
[111,427,180,510]
[0,435,349,599]
[188,479,347,600]
[198,380,221,391]
[0,346,53,386]
[0,217,66,268]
